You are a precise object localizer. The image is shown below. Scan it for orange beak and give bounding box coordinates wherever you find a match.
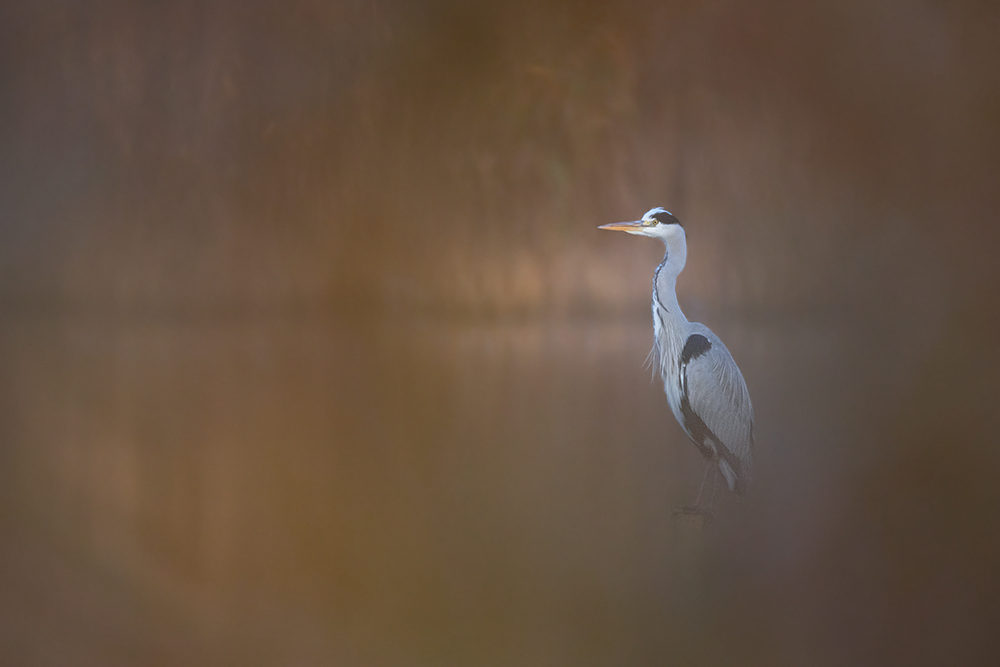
[598,221,645,232]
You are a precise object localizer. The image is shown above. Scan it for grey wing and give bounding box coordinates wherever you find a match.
[682,328,754,492]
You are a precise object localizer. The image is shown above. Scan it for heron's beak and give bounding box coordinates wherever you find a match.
[598,220,646,234]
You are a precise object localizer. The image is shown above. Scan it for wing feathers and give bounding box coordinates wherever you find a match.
[679,330,754,492]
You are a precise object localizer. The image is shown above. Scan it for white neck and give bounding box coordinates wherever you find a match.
[652,229,689,325]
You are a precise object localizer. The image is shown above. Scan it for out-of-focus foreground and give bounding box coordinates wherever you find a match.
[1,1,999,665]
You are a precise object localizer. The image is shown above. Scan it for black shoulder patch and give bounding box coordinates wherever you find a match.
[681,334,712,366]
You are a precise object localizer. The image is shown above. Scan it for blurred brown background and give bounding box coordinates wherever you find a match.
[1,1,999,665]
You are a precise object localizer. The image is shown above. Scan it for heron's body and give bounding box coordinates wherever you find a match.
[600,208,754,505]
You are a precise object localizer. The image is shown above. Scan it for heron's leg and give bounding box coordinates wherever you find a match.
[673,460,716,522]
[705,465,719,511]
[691,460,713,508]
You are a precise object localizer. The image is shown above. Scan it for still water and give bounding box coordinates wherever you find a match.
[0,308,995,665]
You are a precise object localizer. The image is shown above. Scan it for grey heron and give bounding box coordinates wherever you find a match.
[600,208,754,515]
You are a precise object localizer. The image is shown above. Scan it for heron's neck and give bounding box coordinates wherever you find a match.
[653,239,688,324]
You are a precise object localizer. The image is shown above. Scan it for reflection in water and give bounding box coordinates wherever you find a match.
[4,306,995,665]
[2,314,707,663]
[0,313,730,661]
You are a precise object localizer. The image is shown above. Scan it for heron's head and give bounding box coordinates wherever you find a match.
[599,208,684,241]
